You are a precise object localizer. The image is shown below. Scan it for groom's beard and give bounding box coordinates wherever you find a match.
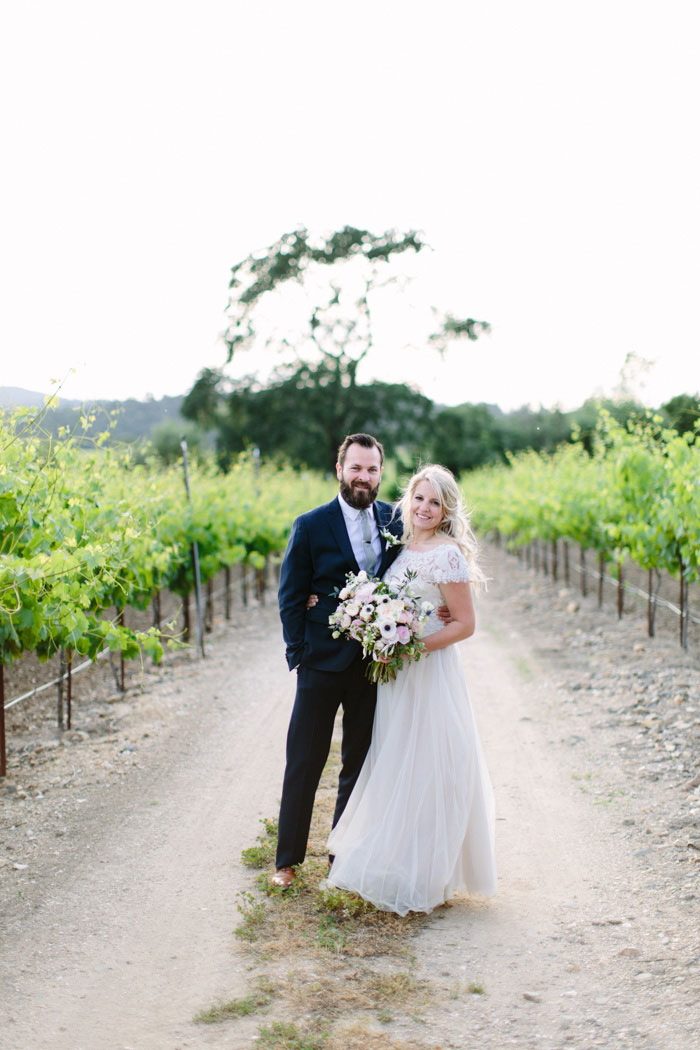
[339,478,380,510]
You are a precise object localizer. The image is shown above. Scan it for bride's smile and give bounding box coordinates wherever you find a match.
[410,481,444,537]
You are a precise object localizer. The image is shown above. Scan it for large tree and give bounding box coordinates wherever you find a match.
[660,393,700,435]
[431,403,504,475]
[194,366,435,471]
[183,225,489,466]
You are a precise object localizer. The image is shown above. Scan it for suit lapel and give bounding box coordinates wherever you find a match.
[373,502,388,560]
[374,501,401,575]
[327,497,361,572]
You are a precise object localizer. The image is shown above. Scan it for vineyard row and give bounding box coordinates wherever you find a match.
[0,412,334,773]
[462,411,700,649]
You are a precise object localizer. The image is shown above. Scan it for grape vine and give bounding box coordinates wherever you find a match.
[0,411,334,669]
[462,412,700,642]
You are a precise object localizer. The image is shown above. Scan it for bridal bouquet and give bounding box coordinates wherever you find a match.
[329,570,434,684]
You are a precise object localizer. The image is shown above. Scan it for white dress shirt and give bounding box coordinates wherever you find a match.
[338,493,382,572]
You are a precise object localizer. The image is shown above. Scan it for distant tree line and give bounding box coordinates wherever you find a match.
[181,372,700,477]
[10,381,697,476]
[3,392,186,446]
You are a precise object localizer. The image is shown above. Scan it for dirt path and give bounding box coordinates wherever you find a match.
[1,550,699,1049]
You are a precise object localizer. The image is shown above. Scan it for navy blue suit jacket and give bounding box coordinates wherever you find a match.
[278,497,403,672]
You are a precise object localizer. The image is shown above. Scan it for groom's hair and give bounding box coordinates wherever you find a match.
[337,433,385,467]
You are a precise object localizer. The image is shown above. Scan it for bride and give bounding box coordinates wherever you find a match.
[326,464,497,915]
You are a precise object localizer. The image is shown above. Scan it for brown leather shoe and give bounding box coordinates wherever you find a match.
[270,866,296,888]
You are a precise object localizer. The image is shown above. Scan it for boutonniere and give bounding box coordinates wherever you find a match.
[380,528,402,548]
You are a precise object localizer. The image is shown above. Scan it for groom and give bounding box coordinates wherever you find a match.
[272,433,404,887]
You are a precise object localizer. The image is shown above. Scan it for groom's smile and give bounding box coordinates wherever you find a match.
[336,442,383,510]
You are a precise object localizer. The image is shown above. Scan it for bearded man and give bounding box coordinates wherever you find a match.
[271,433,403,887]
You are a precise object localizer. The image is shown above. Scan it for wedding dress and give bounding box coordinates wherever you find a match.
[327,544,497,915]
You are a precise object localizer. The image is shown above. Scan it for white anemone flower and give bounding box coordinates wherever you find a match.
[380,620,398,642]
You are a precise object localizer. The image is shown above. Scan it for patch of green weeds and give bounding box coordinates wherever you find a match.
[261,816,279,838]
[242,842,275,867]
[316,885,375,919]
[194,976,277,1023]
[316,913,348,953]
[255,1020,327,1049]
[449,979,486,998]
[242,842,276,867]
[377,1008,393,1024]
[242,817,279,868]
[234,890,268,942]
[365,971,420,1000]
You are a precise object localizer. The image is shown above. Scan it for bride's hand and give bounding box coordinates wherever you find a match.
[374,651,393,664]
[374,649,408,665]
[306,594,319,609]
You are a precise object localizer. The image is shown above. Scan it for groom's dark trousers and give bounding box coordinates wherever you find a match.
[276,496,402,869]
[275,656,376,868]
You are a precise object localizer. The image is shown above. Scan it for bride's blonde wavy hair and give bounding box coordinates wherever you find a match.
[397,464,486,590]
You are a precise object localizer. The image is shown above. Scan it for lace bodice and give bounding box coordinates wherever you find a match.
[383,544,471,636]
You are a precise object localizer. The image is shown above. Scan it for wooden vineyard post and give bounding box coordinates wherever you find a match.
[152,591,161,631]
[598,552,605,608]
[563,541,570,586]
[647,568,656,637]
[180,438,205,658]
[205,578,214,633]
[679,557,689,650]
[241,563,249,606]
[66,650,73,730]
[542,540,549,577]
[580,547,587,598]
[551,540,558,582]
[224,567,232,620]
[117,608,126,692]
[617,563,624,619]
[256,561,266,605]
[1,664,6,778]
[57,649,66,730]
[183,592,191,642]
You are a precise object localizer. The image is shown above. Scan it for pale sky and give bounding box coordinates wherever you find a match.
[2,1,699,412]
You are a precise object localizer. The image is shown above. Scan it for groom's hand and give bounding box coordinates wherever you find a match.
[437,604,454,625]
[306,594,319,609]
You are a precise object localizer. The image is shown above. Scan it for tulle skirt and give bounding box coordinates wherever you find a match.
[327,645,497,915]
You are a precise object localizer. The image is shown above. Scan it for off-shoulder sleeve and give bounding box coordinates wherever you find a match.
[429,545,471,583]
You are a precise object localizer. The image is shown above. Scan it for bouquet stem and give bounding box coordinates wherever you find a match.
[365,661,397,685]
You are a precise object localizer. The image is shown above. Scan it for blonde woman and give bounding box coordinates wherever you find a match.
[327,464,497,914]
